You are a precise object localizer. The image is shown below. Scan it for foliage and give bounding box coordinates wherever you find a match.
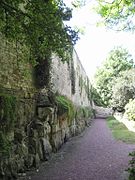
[96,0,135,31]
[34,57,51,88]
[0,0,79,63]
[111,69,135,111]
[107,116,135,144]
[83,107,95,118]
[125,99,135,121]
[0,93,15,157]
[0,131,11,157]
[79,75,83,94]
[127,151,135,180]
[55,95,93,124]
[94,47,134,106]
[71,0,86,8]
[76,107,94,119]
[70,59,76,94]
[85,77,91,101]
[91,86,106,107]
[0,93,16,132]
[55,95,75,121]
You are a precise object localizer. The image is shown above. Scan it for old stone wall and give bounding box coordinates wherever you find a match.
[0,35,34,92]
[0,35,93,179]
[51,50,91,107]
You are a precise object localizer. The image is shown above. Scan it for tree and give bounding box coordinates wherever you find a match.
[91,86,106,107]
[125,99,135,121]
[0,0,79,63]
[71,0,86,8]
[94,47,134,106]
[96,0,135,31]
[111,69,135,111]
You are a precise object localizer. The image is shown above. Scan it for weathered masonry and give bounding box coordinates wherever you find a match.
[0,35,93,179]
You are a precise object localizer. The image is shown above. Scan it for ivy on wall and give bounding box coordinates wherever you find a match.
[0,93,16,132]
[70,58,76,94]
[33,57,51,89]
[0,93,16,157]
[79,75,83,95]
[55,95,75,122]
[0,0,79,64]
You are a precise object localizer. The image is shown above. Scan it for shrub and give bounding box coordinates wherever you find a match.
[125,99,135,121]
[111,69,135,111]
[127,151,135,180]
[55,95,75,121]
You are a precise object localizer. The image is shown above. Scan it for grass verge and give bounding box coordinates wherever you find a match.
[107,116,135,144]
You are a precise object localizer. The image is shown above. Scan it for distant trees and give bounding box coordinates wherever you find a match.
[94,47,134,107]
[91,86,106,107]
[96,0,135,31]
[111,69,135,111]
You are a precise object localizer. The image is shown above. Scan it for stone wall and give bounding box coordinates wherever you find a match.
[0,35,93,179]
[0,35,34,92]
[51,50,91,107]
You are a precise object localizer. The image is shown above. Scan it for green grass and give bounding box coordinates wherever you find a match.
[107,116,135,144]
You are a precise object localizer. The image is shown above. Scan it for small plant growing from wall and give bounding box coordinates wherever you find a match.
[55,95,75,125]
[79,75,83,95]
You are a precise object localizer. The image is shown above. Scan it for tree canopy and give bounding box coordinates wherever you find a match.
[0,0,79,63]
[96,0,135,31]
[111,69,135,111]
[94,47,134,106]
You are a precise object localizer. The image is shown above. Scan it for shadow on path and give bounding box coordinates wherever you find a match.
[26,118,135,180]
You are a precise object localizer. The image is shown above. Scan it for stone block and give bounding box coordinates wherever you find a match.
[40,138,52,160]
[51,124,60,134]
[37,107,54,121]
[51,131,62,152]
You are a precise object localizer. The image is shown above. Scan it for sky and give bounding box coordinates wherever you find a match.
[64,0,135,79]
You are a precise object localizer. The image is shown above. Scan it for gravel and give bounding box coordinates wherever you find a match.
[26,118,135,180]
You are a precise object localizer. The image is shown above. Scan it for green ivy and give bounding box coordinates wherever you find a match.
[76,107,94,119]
[70,59,76,94]
[0,131,11,157]
[79,75,83,95]
[0,93,16,132]
[0,0,79,64]
[55,95,75,122]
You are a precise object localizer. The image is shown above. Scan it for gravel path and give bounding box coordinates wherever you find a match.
[27,118,135,180]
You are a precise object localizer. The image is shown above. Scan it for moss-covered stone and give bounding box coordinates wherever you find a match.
[0,93,16,132]
[55,95,75,125]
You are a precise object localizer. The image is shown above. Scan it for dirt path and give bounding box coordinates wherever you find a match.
[27,118,135,180]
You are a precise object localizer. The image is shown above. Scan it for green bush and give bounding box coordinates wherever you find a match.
[127,151,135,180]
[75,107,94,119]
[125,99,135,121]
[55,95,94,124]
[55,95,75,121]
[91,86,106,107]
